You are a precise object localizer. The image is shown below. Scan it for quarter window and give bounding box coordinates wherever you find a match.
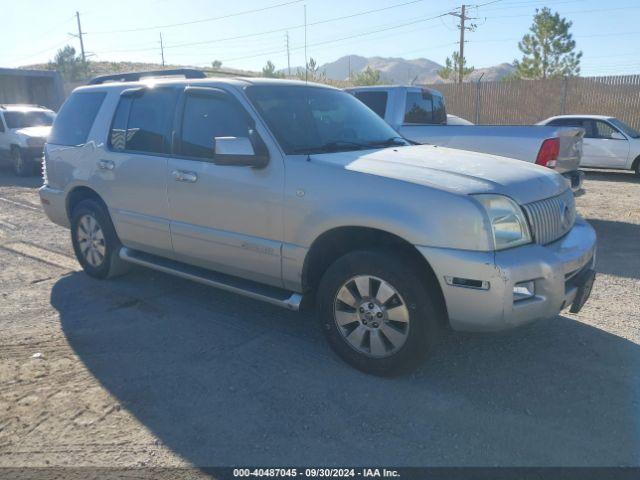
[109,88,179,154]
[48,92,105,146]
[179,94,253,159]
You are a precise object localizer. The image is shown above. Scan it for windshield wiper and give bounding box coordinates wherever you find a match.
[291,140,372,154]
[368,136,410,147]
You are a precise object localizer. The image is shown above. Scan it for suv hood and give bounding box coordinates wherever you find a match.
[15,126,51,138]
[315,144,568,204]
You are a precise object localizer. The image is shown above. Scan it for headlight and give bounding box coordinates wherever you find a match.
[474,194,532,250]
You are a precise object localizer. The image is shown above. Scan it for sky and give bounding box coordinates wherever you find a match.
[3,0,640,77]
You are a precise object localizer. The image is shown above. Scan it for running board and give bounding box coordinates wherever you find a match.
[119,247,302,311]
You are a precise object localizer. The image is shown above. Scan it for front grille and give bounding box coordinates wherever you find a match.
[522,189,576,245]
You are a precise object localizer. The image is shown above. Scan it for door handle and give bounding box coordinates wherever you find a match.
[172,170,198,183]
[98,159,115,171]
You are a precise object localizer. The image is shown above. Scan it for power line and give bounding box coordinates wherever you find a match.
[86,0,306,34]
[91,0,439,54]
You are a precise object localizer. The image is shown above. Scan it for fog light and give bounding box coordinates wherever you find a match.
[513,281,535,301]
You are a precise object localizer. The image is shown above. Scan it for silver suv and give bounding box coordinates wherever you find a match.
[0,104,56,176]
[40,72,597,375]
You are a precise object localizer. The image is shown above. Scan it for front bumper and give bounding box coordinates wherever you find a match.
[417,216,596,331]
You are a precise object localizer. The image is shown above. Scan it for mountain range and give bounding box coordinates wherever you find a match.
[287,55,516,84]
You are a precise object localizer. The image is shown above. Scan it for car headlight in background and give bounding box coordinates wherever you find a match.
[474,194,532,250]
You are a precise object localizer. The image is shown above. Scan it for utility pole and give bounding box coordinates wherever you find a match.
[449,4,477,83]
[348,55,351,82]
[304,5,308,82]
[159,32,165,67]
[75,11,86,62]
[285,31,291,76]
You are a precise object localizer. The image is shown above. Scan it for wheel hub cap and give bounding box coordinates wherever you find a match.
[334,275,411,358]
[77,214,106,268]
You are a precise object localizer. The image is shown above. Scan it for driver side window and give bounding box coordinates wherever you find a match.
[593,121,620,139]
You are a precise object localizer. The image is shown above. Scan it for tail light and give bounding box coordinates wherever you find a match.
[536,138,560,168]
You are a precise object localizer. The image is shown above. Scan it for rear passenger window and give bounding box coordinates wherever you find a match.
[354,91,388,118]
[109,88,178,154]
[404,90,446,125]
[179,94,252,159]
[48,92,106,146]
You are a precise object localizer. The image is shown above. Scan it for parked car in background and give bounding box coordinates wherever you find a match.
[0,104,55,176]
[41,72,596,375]
[538,115,640,176]
[346,85,585,193]
[447,114,474,125]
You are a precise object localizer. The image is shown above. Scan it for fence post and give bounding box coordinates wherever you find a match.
[475,73,484,124]
[560,76,568,115]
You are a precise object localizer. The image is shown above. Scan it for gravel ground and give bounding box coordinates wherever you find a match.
[0,168,638,470]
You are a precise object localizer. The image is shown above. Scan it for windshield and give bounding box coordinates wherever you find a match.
[245,85,408,154]
[4,110,55,129]
[608,118,640,139]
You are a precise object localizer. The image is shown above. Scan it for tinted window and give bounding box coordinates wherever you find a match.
[354,91,388,118]
[48,92,105,145]
[594,121,619,139]
[180,94,252,159]
[4,111,55,129]
[404,90,446,124]
[246,86,405,155]
[124,88,179,154]
[548,118,583,128]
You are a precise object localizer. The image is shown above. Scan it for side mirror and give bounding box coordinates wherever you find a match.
[610,131,625,140]
[213,136,269,168]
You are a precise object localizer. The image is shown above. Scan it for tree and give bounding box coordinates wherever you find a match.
[438,51,474,82]
[352,66,382,86]
[261,60,283,78]
[211,60,222,69]
[295,57,326,82]
[49,45,87,82]
[514,7,582,79]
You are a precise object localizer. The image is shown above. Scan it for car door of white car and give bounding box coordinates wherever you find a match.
[581,119,630,168]
[166,86,284,288]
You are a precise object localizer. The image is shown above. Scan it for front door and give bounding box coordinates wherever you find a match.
[581,119,629,168]
[167,86,284,288]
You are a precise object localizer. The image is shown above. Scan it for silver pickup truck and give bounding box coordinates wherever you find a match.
[40,74,596,375]
[347,86,585,193]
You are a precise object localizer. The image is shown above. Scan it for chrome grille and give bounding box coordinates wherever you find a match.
[522,189,575,245]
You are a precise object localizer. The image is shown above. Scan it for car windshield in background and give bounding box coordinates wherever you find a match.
[609,118,640,138]
[245,85,408,155]
[4,111,55,129]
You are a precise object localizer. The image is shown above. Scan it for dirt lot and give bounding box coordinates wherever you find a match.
[0,168,638,469]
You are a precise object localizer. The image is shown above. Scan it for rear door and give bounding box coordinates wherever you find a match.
[166,86,284,287]
[99,86,179,256]
[581,119,629,168]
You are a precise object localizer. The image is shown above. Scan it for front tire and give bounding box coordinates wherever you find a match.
[317,249,443,376]
[70,199,129,279]
[11,147,34,177]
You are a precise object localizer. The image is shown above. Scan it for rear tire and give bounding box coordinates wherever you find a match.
[11,147,33,177]
[317,249,443,376]
[634,158,640,177]
[70,199,130,279]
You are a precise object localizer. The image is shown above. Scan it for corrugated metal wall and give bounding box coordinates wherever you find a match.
[424,75,640,129]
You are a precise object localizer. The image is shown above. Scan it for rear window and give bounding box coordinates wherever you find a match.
[109,87,178,155]
[353,91,388,118]
[48,92,106,146]
[404,89,446,125]
[4,111,55,129]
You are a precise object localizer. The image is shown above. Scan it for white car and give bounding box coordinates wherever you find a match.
[0,104,56,176]
[447,114,474,125]
[538,115,640,176]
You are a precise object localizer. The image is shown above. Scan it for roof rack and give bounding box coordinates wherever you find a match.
[88,68,207,85]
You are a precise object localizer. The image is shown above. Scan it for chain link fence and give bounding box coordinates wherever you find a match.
[423,75,640,129]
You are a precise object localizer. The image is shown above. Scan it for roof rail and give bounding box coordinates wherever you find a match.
[0,103,50,110]
[88,68,207,85]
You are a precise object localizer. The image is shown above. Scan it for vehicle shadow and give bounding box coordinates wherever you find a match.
[588,218,640,280]
[0,165,43,188]
[583,169,640,184]
[51,269,640,467]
